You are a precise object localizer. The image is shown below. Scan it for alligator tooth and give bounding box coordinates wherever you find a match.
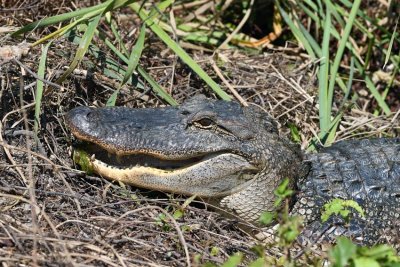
[90,154,96,161]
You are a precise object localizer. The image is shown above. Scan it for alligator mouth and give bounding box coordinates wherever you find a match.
[75,141,231,171]
[72,141,258,197]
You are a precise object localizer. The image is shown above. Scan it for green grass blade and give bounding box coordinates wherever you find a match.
[122,24,146,86]
[344,56,355,102]
[34,41,52,140]
[354,59,391,115]
[294,16,322,57]
[101,33,177,105]
[32,15,93,47]
[66,30,145,90]
[302,0,318,12]
[333,3,372,39]
[339,0,386,32]
[326,0,361,120]
[102,35,131,63]
[51,0,133,84]
[324,58,354,145]
[298,2,320,25]
[318,7,331,140]
[276,2,316,59]
[147,0,173,16]
[363,36,374,69]
[324,0,345,27]
[33,1,125,47]
[107,24,147,106]
[325,112,344,145]
[106,14,129,56]
[375,68,397,116]
[129,2,231,100]
[13,0,136,36]
[137,66,178,106]
[383,17,398,68]
[183,33,223,46]
[56,14,102,84]
[315,0,324,18]
[12,2,108,36]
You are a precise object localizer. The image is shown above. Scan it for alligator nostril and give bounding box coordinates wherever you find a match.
[86,110,97,121]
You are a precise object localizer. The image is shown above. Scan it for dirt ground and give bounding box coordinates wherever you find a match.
[0,1,399,266]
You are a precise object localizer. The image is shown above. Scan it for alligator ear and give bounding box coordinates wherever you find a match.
[246,105,279,133]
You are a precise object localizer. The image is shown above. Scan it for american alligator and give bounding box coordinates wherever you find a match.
[66,95,400,247]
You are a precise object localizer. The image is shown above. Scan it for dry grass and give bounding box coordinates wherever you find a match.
[0,1,399,266]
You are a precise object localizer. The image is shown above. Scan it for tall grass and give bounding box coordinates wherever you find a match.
[13,0,229,107]
[277,0,398,145]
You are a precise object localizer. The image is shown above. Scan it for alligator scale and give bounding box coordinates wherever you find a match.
[66,96,400,247]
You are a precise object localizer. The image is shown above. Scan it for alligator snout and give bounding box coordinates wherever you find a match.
[65,106,95,138]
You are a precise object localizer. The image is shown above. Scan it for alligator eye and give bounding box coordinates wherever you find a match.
[194,118,214,129]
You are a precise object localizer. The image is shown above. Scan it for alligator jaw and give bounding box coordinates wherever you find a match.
[66,98,305,223]
[73,144,258,198]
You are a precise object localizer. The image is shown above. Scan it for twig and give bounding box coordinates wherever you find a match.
[211,61,248,106]
[172,0,211,11]
[217,0,255,50]
[276,97,315,119]
[19,72,39,265]
[95,237,128,267]
[12,58,65,91]
[102,205,192,267]
[0,121,28,185]
[0,142,58,169]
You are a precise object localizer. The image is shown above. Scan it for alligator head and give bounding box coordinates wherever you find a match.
[66,95,306,222]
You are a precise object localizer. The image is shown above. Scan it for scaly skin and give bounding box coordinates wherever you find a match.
[66,96,400,246]
[295,138,400,247]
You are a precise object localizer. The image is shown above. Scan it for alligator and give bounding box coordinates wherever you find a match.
[66,95,400,247]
